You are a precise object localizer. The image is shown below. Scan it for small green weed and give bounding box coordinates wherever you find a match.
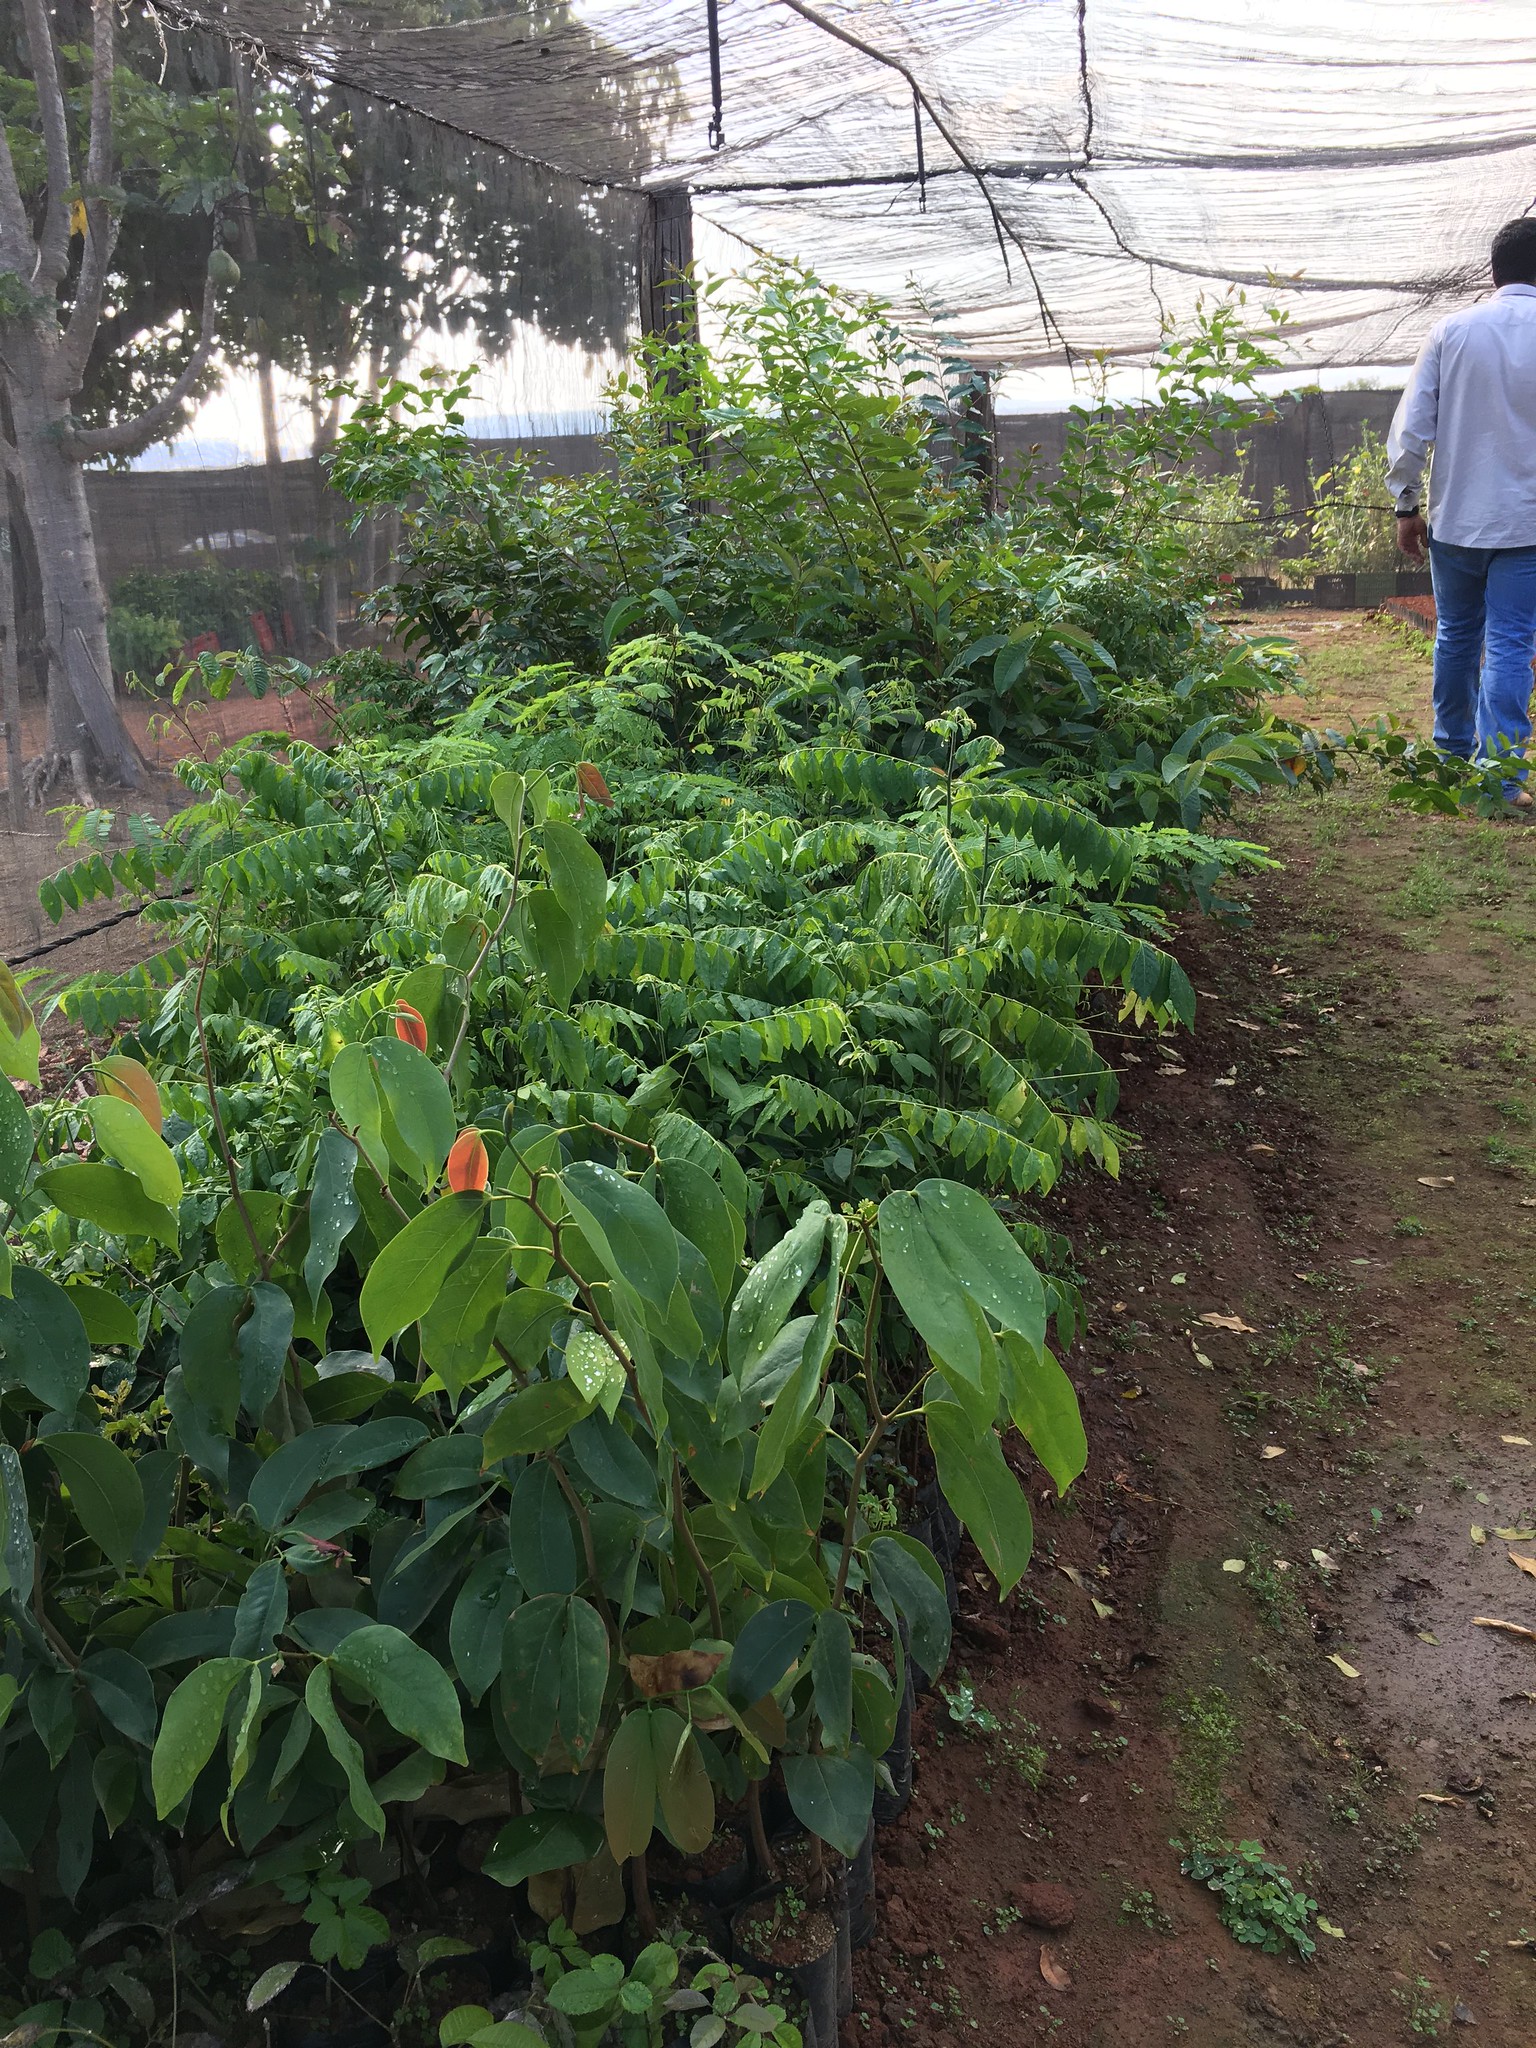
[1392,1974,1446,2036]
[1179,1839,1317,1959]
[1119,1888,1173,1934]
[1171,1687,1240,1844]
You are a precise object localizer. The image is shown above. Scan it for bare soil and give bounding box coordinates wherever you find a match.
[853,619,1535,2046]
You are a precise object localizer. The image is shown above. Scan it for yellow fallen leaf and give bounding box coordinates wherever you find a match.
[1221,1558,1246,1573]
[1261,1445,1287,1460]
[1311,1548,1338,1571]
[1417,1175,1455,1188]
[1416,1631,1439,1645]
[1327,1654,1360,1678]
[1057,1564,1088,1591]
[1418,1792,1462,1806]
[1316,1917,1346,1939]
[1091,1598,1115,1621]
[1508,1552,1536,1582]
[1247,1142,1277,1156]
[1198,1312,1258,1333]
[1169,1272,1187,1285]
[1493,1526,1536,1541]
[1473,1616,1536,1643]
[1501,1435,1532,1447]
[1273,1046,1304,1057]
[1471,1526,1487,1545]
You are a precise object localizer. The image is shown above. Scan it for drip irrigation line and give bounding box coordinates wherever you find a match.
[10,891,190,967]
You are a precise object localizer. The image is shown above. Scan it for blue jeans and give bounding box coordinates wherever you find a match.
[1429,538,1536,790]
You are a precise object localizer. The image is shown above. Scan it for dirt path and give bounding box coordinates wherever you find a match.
[853,618,1534,2046]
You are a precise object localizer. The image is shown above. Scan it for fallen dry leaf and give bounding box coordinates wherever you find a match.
[1212,1076,1237,1086]
[1233,1018,1262,1032]
[1311,1548,1339,1572]
[1501,1435,1532,1447]
[1189,1339,1215,1368]
[1091,1598,1115,1621]
[1260,1445,1287,1460]
[1111,1300,1127,1314]
[1247,1141,1277,1156]
[1416,1174,1455,1188]
[1327,1654,1360,1678]
[627,1648,726,1697]
[1057,1564,1088,1591]
[1416,1631,1440,1645]
[1471,1526,1488,1545]
[1198,1312,1257,1333]
[1493,1526,1536,1541]
[1473,1617,1536,1643]
[1221,1558,1246,1574]
[1418,1792,1462,1806]
[1039,1946,1072,1992]
[1273,1046,1304,1057]
[1316,1917,1346,1940]
[1508,1552,1536,1582]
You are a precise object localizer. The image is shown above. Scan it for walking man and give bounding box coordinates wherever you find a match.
[1388,216,1536,809]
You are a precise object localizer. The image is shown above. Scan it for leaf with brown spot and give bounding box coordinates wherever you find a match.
[1039,1946,1072,1992]
[627,1649,726,1697]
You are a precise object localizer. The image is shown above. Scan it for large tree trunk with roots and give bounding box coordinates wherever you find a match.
[0,0,224,804]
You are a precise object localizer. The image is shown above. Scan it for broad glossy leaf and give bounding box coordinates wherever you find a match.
[522,888,583,1009]
[328,1042,389,1181]
[231,1559,289,1659]
[748,1211,848,1497]
[0,1079,31,1206]
[96,1053,162,1131]
[728,1201,828,1381]
[999,1332,1088,1495]
[305,1663,384,1836]
[63,1280,138,1351]
[450,1553,521,1703]
[132,1607,237,1667]
[331,1623,467,1764]
[237,1283,295,1420]
[80,1650,158,1749]
[849,1654,898,1757]
[553,1597,609,1769]
[560,1161,678,1312]
[652,1707,714,1854]
[177,1286,243,1440]
[782,1748,875,1859]
[368,1036,457,1187]
[867,1533,951,1681]
[305,1130,360,1309]
[660,1155,742,1303]
[89,1095,182,1207]
[542,819,609,950]
[358,1192,484,1355]
[479,1378,591,1461]
[507,1462,578,1598]
[567,1413,662,1511]
[420,1240,512,1402]
[926,1401,1034,1595]
[563,1324,627,1419]
[878,1181,1045,1386]
[495,1285,566,1367]
[151,1658,248,1818]
[500,1595,568,1758]
[482,1810,604,1887]
[41,1433,144,1566]
[92,1743,138,1836]
[247,1417,429,1530]
[36,1161,177,1245]
[0,1267,89,1412]
[811,1609,853,1753]
[726,1598,814,1707]
[602,1709,657,1861]
[393,1436,484,1499]
[0,1444,35,1605]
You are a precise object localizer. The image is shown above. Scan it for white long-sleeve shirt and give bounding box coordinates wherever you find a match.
[1386,283,1536,548]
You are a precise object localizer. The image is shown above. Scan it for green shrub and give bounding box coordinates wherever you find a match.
[111,564,287,653]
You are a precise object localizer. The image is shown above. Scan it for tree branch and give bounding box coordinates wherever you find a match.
[57,0,124,393]
[19,0,75,291]
[60,275,221,461]
[0,103,39,270]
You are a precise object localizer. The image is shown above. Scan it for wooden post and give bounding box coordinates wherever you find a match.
[0,511,25,826]
[958,368,999,515]
[640,186,697,348]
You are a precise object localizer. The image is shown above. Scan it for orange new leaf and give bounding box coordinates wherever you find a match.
[394,1002,429,1053]
[446,1128,489,1194]
[575,761,614,809]
[96,1054,164,1134]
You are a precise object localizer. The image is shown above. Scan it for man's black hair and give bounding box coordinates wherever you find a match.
[1492,217,1536,286]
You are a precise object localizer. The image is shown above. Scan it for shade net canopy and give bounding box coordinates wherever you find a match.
[157,0,1536,369]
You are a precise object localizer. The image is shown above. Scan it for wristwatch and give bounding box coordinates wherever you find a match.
[1396,506,1421,518]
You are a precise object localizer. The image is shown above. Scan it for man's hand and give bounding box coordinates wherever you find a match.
[1397,512,1427,562]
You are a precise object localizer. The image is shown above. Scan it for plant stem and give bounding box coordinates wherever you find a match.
[672,1457,723,1637]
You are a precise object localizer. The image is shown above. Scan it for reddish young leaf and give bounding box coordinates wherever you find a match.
[575,761,614,809]
[446,1129,489,1194]
[96,1054,164,1135]
[394,1002,429,1053]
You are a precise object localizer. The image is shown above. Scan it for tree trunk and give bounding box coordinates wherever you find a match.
[7,335,144,791]
[0,510,25,826]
